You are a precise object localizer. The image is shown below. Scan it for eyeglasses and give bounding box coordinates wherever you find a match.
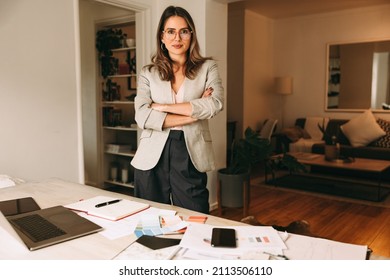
[162,28,192,40]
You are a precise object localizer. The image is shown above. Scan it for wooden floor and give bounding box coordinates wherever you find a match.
[210,175,390,258]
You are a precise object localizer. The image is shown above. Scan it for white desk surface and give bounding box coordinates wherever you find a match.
[0,178,379,260]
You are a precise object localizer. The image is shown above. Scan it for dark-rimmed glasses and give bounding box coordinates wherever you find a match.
[162,28,192,40]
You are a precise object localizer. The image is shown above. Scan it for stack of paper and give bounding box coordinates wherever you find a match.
[179,224,287,259]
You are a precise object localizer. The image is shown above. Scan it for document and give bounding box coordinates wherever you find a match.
[64,196,149,221]
[179,224,287,259]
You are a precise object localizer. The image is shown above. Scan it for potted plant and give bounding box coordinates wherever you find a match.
[218,127,272,209]
[218,127,305,211]
[96,28,127,78]
[317,121,340,161]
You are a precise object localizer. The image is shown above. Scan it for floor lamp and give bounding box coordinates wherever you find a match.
[275,77,293,129]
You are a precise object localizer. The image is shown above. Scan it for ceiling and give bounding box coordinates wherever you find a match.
[240,0,390,19]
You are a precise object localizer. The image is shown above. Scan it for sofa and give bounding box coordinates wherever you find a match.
[311,118,390,161]
[276,117,390,160]
[275,113,390,182]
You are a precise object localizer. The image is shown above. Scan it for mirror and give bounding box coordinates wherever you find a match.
[326,39,390,111]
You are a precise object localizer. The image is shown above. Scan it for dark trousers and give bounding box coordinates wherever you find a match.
[134,130,209,214]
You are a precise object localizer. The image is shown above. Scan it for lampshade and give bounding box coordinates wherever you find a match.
[275,77,293,95]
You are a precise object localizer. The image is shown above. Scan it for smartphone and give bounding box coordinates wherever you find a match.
[211,227,236,248]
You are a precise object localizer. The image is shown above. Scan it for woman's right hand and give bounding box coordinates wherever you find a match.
[202,87,213,98]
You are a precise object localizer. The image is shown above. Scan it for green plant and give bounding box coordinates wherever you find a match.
[96,28,127,78]
[225,127,273,175]
[317,120,337,145]
[266,153,307,176]
[222,126,306,178]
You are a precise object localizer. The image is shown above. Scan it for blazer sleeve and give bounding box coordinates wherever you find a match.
[190,60,224,120]
[134,68,167,131]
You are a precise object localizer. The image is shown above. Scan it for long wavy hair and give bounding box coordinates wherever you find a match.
[146,6,211,81]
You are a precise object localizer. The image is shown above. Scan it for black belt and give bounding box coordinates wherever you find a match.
[168,130,184,140]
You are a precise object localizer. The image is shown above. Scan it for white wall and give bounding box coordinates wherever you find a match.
[243,10,276,131]
[0,0,82,182]
[0,0,227,210]
[205,0,228,207]
[273,5,390,126]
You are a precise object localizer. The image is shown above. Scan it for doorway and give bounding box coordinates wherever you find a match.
[78,0,149,188]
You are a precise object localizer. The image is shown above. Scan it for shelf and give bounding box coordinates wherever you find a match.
[107,74,136,78]
[97,21,138,191]
[103,126,137,131]
[105,151,135,157]
[104,180,134,189]
[112,47,136,52]
[102,101,134,105]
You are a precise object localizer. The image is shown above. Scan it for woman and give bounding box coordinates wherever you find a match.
[131,6,224,214]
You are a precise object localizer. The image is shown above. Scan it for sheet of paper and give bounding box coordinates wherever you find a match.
[179,224,287,257]
[284,233,368,260]
[75,207,176,240]
[113,243,181,260]
[78,212,137,240]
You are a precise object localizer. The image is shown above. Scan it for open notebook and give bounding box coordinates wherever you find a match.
[64,196,149,221]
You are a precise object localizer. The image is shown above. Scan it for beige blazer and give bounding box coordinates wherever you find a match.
[131,60,224,172]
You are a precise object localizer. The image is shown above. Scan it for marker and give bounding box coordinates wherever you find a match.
[95,199,121,208]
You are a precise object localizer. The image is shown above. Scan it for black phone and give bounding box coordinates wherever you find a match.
[211,227,236,248]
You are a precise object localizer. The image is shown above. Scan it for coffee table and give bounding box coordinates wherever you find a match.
[266,152,390,202]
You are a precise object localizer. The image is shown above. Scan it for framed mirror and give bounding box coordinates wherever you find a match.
[326,39,390,112]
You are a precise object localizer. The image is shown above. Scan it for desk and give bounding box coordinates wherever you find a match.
[0,178,376,260]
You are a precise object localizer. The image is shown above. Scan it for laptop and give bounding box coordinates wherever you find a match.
[0,197,102,251]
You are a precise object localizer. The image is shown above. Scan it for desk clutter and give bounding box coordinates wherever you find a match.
[0,179,371,260]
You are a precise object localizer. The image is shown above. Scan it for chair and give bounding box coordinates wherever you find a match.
[259,119,278,141]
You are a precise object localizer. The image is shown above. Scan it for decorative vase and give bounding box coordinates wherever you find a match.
[121,169,128,184]
[324,144,339,161]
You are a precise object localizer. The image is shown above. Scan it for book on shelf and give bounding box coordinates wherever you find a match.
[105,144,132,153]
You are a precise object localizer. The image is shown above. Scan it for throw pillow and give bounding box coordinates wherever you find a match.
[370,118,390,148]
[340,110,386,147]
[281,126,310,142]
[304,117,329,141]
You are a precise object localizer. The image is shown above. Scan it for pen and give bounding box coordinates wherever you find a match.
[263,252,289,260]
[95,199,121,208]
[166,246,182,260]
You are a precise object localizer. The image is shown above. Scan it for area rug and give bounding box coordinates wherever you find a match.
[251,175,390,209]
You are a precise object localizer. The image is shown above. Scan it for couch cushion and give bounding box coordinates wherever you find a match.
[370,118,390,148]
[290,138,324,153]
[281,126,310,142]
[340,110,386,147]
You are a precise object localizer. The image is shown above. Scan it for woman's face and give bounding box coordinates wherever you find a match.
[161,16,192,61]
